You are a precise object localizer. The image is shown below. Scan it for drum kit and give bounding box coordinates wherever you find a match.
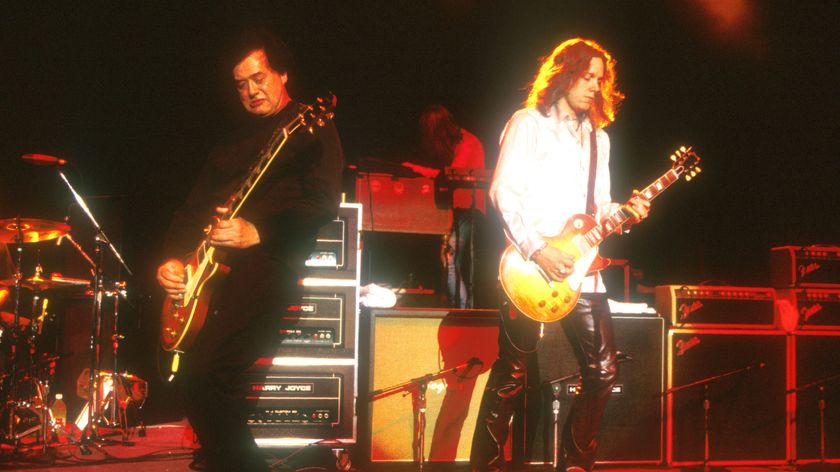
[1,156,147,458]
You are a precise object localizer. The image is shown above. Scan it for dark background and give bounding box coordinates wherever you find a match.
[1,1,838,421]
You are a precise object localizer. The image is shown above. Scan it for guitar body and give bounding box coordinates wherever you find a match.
[160,253,229,352]
[497,146,701,324]
[499,214,603,323]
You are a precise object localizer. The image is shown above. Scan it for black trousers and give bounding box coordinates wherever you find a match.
[181,258,300,472]
[470,293,616,472]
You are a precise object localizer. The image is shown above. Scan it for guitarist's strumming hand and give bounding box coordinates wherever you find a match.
[209,207,261,249]
[157,259,186,300]
[531,245,575,282]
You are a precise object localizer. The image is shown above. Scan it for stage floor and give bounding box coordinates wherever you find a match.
[0,421,833,471]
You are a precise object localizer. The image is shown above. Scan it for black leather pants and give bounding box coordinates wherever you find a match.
[470,294,616,472]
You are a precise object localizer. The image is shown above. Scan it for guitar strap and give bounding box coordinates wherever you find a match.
[585,128,598,217]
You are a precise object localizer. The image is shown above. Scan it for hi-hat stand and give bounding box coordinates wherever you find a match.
[369,357,482,469]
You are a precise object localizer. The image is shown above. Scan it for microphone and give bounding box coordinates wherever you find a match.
[466,357,483,367]
[21,154,69,166]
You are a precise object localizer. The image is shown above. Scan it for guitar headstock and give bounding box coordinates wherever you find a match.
[670,145,701,181]
[302,92,337,133]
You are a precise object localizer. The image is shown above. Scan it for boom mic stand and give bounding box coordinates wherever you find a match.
[542,352,632,468]
[666,361,765,471]
[55,168,133,452]
[369,357,482,469]
[787,371,840,470]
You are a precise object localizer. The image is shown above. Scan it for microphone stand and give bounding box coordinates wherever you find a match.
[369,358,482,469]
[55,168,132,452]
[541,352,632,468]
[543,371,580,468]
[787,371,840,469]
[667,362,765,471]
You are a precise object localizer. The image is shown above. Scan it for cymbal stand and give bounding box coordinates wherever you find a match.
[3,218,24,444]
[55,168,132,451]
[369,358,481,469]
[28,277,56,454]
[667,362,764,470]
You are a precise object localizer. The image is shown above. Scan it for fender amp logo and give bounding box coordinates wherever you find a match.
[799,262,821,278]
[678,301,703,321]
[250,383,314,393]
[675,336,701,357]
[801,303,823,321]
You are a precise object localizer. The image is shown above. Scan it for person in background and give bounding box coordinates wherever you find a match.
[402,104,486,308]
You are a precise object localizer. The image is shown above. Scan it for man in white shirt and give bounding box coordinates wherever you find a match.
[470,38,650,472]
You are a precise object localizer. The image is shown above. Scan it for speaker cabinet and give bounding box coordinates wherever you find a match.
[363,308,499,463]
[667,329,790,465]
[793,331,840,462]
[516,315,665,464]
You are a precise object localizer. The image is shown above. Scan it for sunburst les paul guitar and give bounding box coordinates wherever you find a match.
[498,146,700,323]
[160,95,336,365]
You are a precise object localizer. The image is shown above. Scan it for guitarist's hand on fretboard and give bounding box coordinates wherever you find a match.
[209,217,261,249]
[622,189,651,225]
[157,259,186,300]
[532,245,575,282]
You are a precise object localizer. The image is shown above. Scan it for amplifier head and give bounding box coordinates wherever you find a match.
[771,245,840,288]
[655,285,777,329]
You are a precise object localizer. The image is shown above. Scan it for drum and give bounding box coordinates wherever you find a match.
[74,369,148,429]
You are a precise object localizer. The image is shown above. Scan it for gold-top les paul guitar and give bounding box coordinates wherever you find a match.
[498,146,700,323]
[160,95,336,363]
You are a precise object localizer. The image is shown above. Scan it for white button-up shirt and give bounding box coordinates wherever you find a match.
[490,105,616,293]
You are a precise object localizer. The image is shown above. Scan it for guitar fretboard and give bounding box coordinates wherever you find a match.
[581,167,683,249]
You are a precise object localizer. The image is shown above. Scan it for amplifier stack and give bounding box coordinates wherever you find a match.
[246,203,362,447]
[772,245,840,465]
[653,244,840,467]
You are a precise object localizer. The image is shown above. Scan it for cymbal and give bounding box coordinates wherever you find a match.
[0,218,70,244]
[0,311,30,327]
[0,275,90,292]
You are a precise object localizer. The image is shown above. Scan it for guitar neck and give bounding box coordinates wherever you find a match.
[191,111,308,258]
[224,116,306,219]
[582,167,684,249]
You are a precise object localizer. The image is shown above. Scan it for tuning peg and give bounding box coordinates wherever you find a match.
[670,154,677,161]
[695,166,702,173]
[679,145,687,153]
[685,175,693,182]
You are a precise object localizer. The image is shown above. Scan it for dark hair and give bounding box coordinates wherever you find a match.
[526,38,624,128]
[419,104,463,167]
[224,28,294,74]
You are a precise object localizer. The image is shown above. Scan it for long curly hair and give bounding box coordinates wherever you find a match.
[526,38,624,129]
